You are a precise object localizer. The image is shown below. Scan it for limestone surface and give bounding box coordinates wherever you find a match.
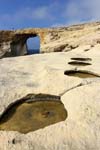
[0,48,100,149]
[0,21,100,150]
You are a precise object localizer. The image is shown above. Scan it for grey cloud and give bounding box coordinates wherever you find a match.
[64,0,100,22]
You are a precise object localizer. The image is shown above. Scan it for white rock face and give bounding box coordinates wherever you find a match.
[0,47,100,150]
[0,22,100,150]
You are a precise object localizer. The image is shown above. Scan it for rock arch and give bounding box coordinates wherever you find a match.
[0,29,47,58]
[10,33,41,56]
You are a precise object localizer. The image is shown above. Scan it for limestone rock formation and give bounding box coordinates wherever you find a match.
[1,21,100,58]
[0,21,100,150]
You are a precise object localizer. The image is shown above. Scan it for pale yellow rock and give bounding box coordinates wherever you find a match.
[1,21,100,57]
[0,21,100,150]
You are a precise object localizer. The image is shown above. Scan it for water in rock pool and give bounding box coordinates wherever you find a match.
[64,70,100,78]
[0,100,67,134]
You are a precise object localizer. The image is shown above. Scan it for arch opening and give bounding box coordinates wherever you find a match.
[26,35,40,55]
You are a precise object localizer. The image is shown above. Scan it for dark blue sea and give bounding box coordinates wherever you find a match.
[27,49,40,55]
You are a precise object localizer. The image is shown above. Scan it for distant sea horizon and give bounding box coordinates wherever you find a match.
[27,49,40,54]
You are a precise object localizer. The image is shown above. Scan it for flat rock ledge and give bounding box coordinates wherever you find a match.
[0,45,100,150]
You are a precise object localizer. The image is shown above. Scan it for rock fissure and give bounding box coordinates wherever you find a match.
[71,57,92,61]
[60,79,100,96]
[68,61,91,66]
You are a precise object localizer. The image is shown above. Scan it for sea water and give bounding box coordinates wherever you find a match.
[27,49,40,55]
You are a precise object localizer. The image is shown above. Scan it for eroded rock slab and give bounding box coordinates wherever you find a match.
[0,82,100,150]
[0,22,100,150]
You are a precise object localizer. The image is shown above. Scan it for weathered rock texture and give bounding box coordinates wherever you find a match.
[0,21,100,150]
[1,21,100,58]
[0,50,100,149]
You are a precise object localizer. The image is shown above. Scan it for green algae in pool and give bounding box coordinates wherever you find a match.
[0,94,67,134]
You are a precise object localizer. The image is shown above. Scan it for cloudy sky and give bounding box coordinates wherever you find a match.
[0,0,100,29]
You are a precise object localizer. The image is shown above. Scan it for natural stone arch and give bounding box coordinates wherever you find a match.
[10,33,41,56]
[0,28,58,58]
